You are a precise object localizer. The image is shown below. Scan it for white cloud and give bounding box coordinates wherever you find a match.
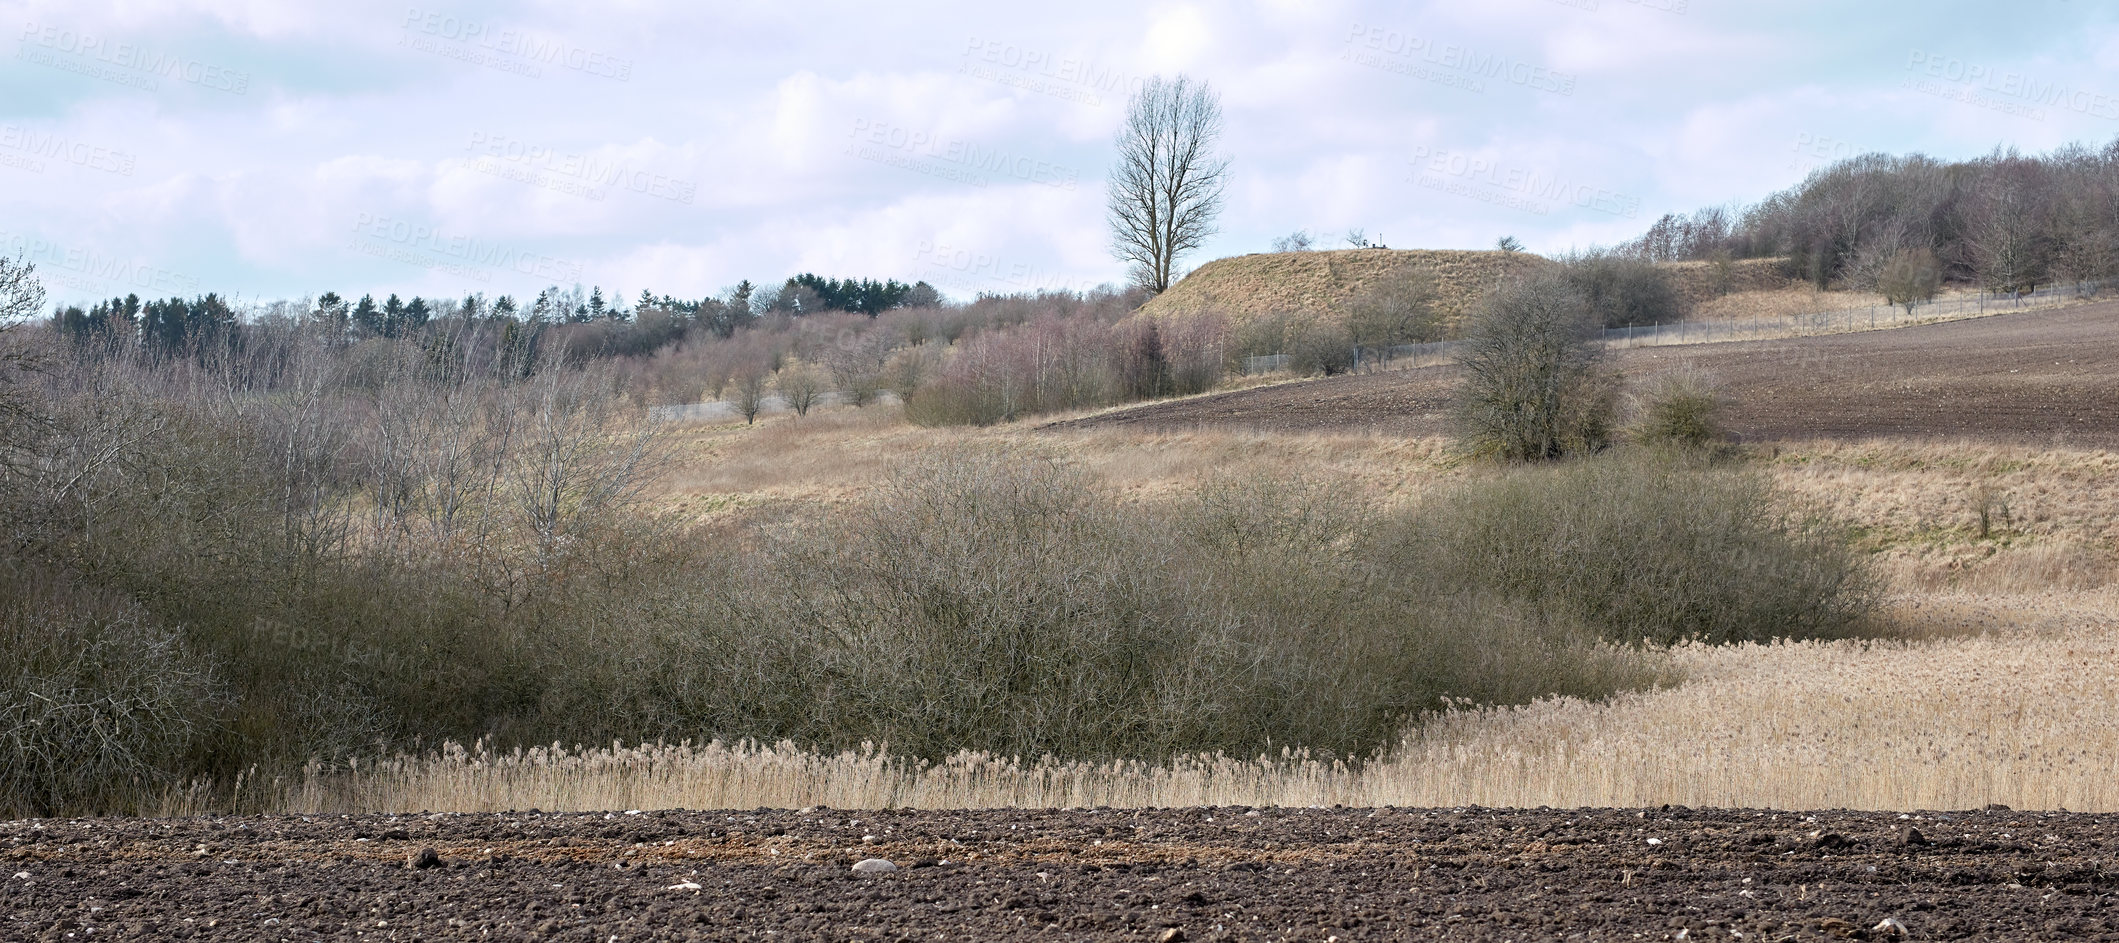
[5,0,2119,303]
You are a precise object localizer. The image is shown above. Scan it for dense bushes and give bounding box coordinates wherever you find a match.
[715,450,1665,760]
[1559,249,1688,328]
[0,319,1882,813]
[0,567,222,817]
[1397,453,1881,647]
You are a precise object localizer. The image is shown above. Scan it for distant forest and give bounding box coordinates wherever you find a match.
[1620,138,2119,295]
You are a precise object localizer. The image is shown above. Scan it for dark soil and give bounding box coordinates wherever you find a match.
[8,805,2119,940]
[1048,302,2119,446]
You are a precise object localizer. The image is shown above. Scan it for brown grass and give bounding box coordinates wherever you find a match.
[660,415,2119,597]
[1766,439,2119,592]
[1138,249,1553,329]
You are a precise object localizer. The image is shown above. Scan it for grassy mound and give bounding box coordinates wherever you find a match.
[1138,249,1554,333]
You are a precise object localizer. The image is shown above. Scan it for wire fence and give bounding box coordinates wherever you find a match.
[1242,280,2113,376]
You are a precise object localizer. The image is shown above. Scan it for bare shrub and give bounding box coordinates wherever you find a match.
[0,567,222,816]
[1559,249,1688,328]
[728,448,1664,760]
[731,367,770,424]
[1286,320,1354,376]
[1271,230,1316,252]
[776,364,824,418]
[1396,451,1882,647]
[1455,272,1615,461]
[1628,368,1727,449]
[1878,247,1943,315]
[1345,268,1441,356]
[1158,313,1227,395]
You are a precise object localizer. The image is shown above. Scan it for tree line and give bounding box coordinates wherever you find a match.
[1621,138,2119,297]
[45,273,942,360]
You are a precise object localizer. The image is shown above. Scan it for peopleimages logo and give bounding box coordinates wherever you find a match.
[846,118,1079,190]
[1904,50,2116,120]
[0,228,199,295]
[958,37,1146,107]
[465,131,696,204]
[17,21,251,94]
[401,7,632,81]
[0,125,137,176]
[1344,23,1577,96]
[1409,146,1641,219]
[349,213,584,283]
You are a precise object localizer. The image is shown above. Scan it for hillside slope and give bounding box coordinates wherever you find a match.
[1137,248,1553,328]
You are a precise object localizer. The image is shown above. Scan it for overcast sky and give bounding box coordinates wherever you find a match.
[6,0,2119,308]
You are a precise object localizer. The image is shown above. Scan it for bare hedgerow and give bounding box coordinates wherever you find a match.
[1455,271,1616,462]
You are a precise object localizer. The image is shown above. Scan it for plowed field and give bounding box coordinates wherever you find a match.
[8,806,2117,940]
[1051,303,2119,445]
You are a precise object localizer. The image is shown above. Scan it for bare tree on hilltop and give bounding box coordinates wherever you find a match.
[1107,74,1229,295]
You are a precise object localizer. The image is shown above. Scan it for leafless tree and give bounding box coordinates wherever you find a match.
[883,342,939,404]
[1963,160,2051,299]
[820,332,888,406]
[1878,247,1942,315]
[1455,271,1614,462]
[732,367,770,425]
[0,255,43,322]
[1107,75,1229,294]
[777,364,824,418]
[1271,230,1315,252]
[501,365,661,565]
[0,255,47,429]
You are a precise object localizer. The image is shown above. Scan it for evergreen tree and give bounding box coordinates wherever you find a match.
[143,297,188,352]
[405,296,431,332]
[382,294,406,338]
[352,294,383,338]
[315,291,350,341]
